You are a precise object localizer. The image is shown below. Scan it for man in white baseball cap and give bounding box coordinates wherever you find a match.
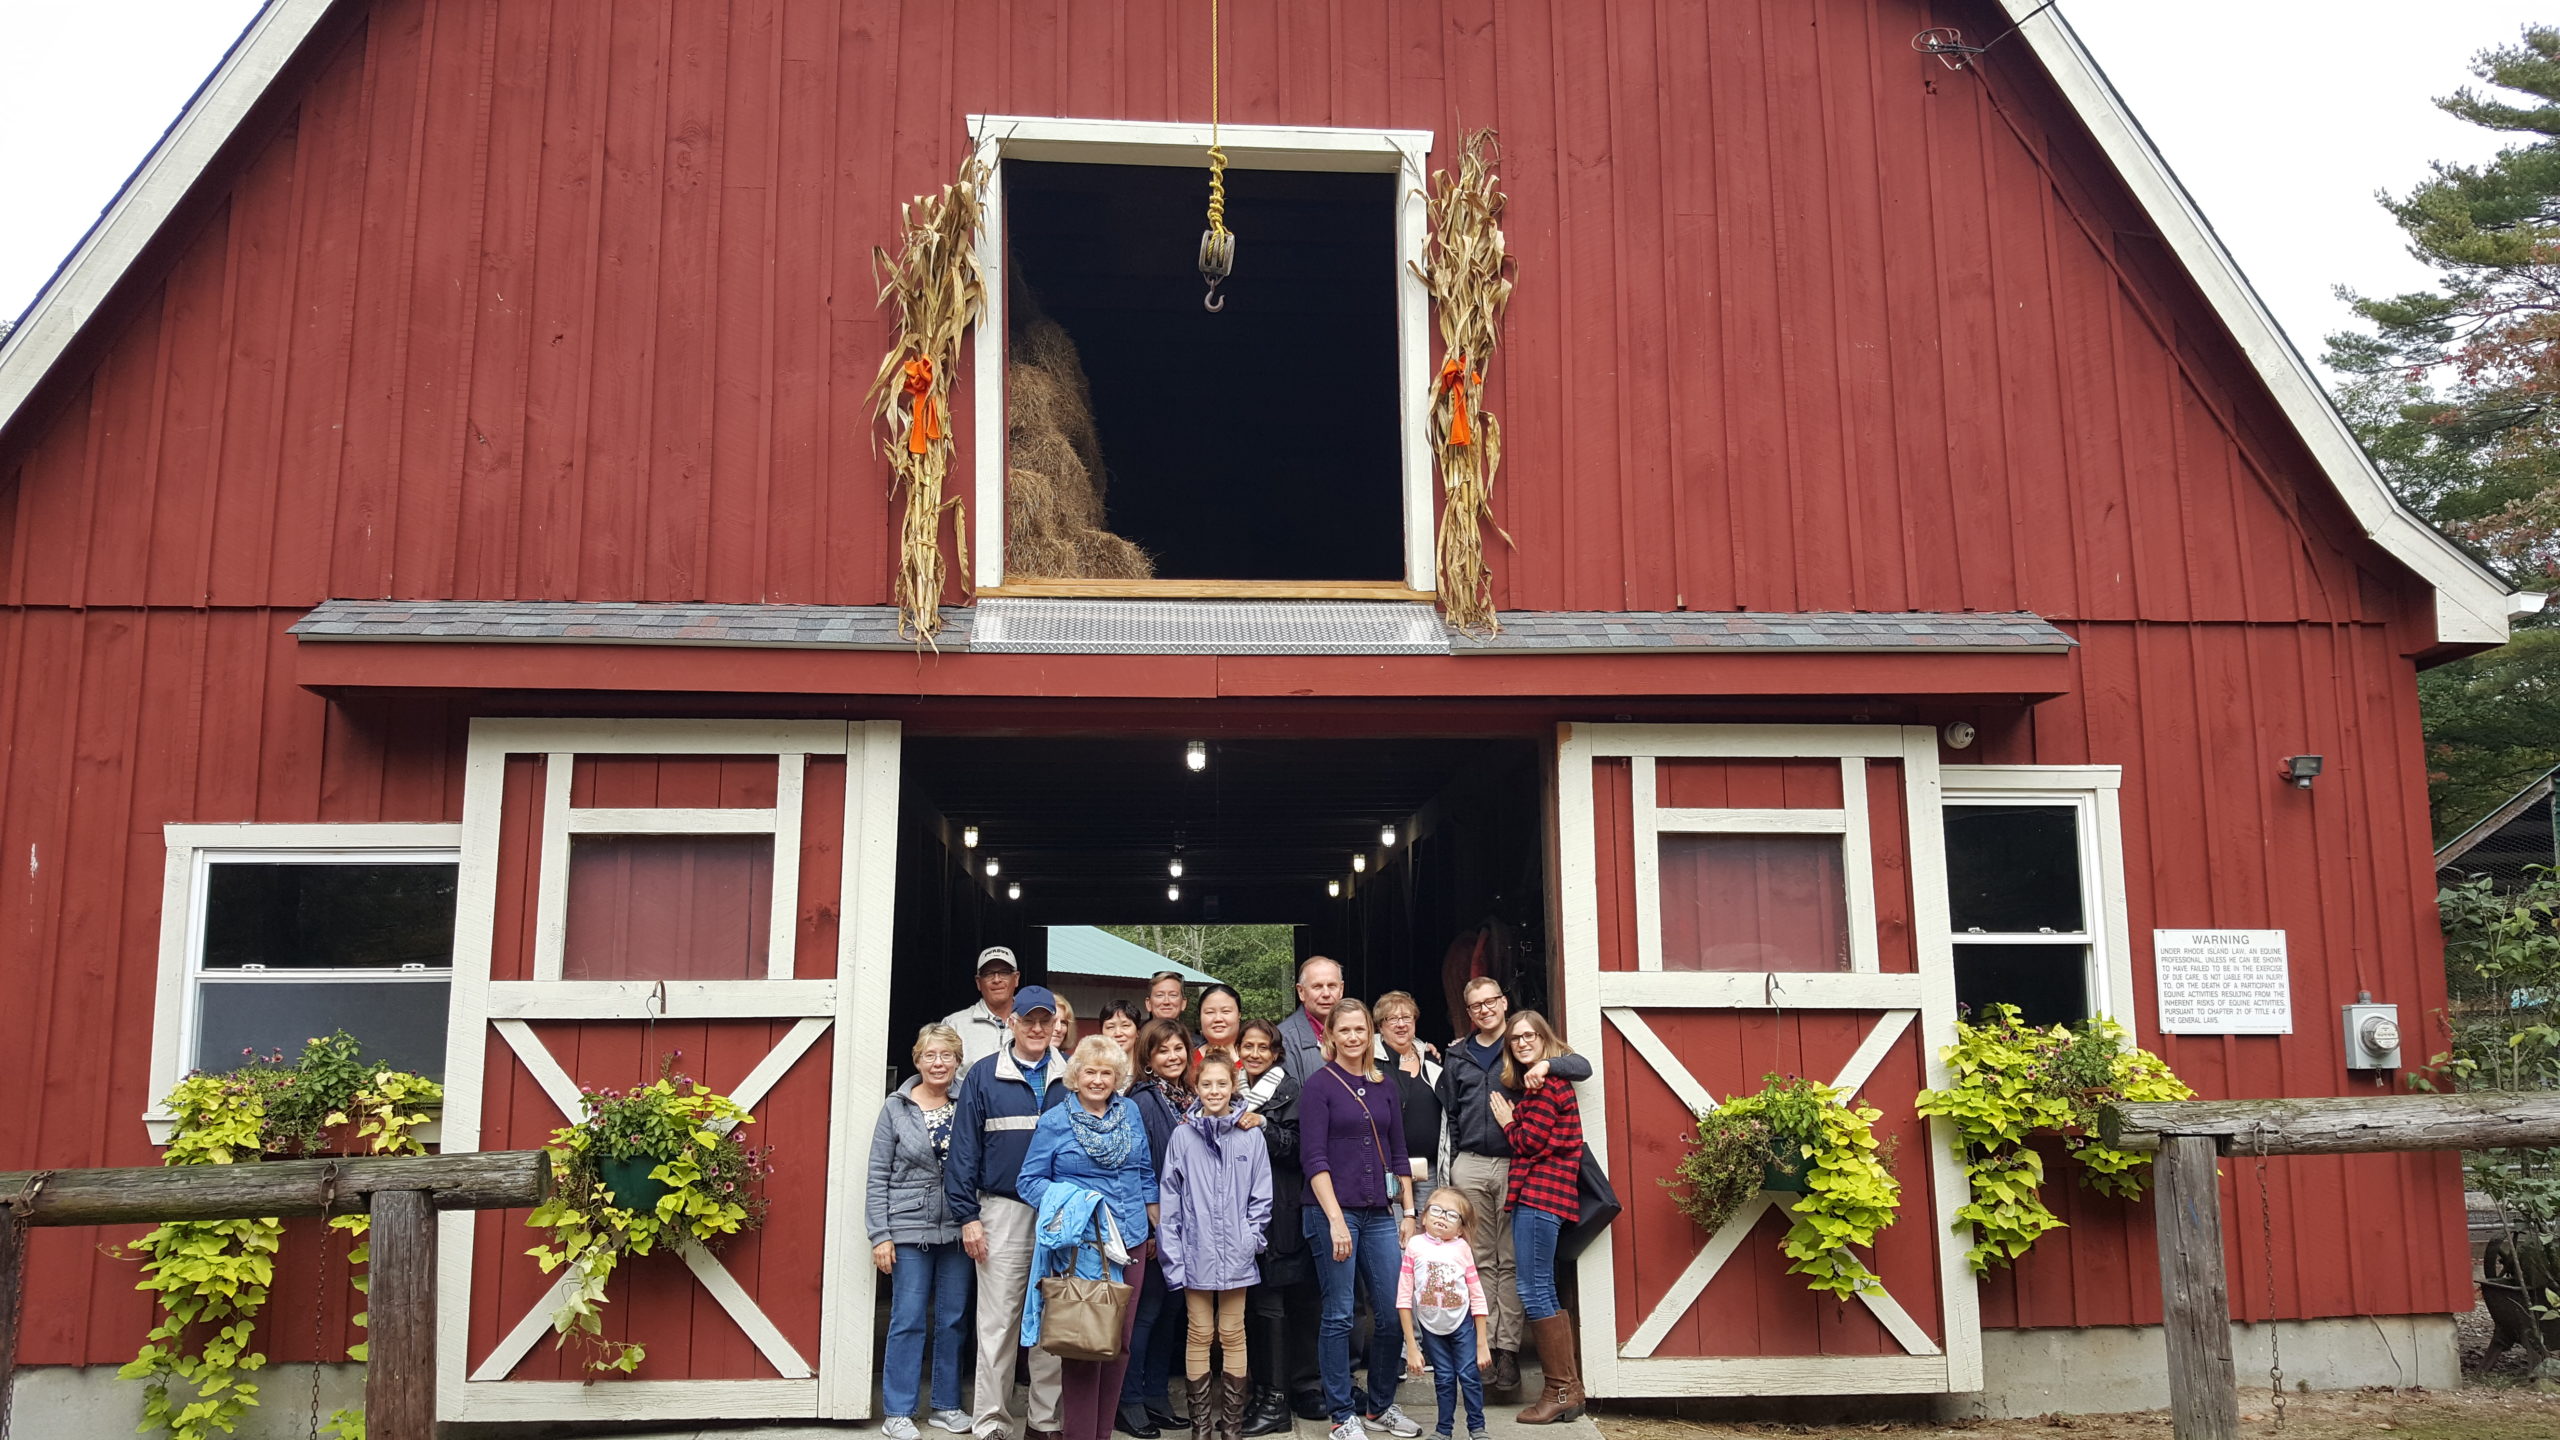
[943,945,1022,1068]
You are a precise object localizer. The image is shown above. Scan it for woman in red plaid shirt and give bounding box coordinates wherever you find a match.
[1484,1011,1583,1425]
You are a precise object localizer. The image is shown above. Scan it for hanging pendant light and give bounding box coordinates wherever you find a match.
[963,825,980,848]
[984,857,1000,877]
[1168,884,1183,902]
[1380,824,1398,847]
[1352,853,1367,873]
[1328,880,1342,898]
[1008,882,1022,901]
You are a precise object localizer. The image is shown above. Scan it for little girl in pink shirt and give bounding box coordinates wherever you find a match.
[1396,1187,1491,1440]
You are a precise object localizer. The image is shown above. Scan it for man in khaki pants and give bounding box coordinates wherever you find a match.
[1434,977,1590,1398]
[946,987,1069,1440]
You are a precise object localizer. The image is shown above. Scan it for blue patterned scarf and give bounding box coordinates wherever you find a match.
[1070,1096,1138,1170]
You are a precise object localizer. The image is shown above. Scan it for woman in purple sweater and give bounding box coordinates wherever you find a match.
[1299,999,1421,1440]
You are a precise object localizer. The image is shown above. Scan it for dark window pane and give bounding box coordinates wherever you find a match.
[563,834,773,980]
[1944,806,2083,934]
[1657,833,1848,972]
[201,863,459,971]
[1953,944,2089,1027]
[195,980,451,1077]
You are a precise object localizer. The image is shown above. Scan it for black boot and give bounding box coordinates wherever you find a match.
[1118,1403,1161,1439]
[1240,1385,1291,1438]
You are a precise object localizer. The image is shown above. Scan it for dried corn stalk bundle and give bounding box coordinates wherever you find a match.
[1414,129,1514,633]
[870,155,989,643]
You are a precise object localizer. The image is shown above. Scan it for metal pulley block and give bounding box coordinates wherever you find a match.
[1199,229,1235,311]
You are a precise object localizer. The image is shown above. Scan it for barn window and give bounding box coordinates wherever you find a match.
[1938,769,2131,1030]
[147,825,466,1140]
[968,117,1435,594]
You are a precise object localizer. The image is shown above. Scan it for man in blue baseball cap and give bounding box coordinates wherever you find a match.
[949,984,1070,1440]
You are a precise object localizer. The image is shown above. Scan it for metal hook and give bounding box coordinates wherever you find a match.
[1203,279,1227,313]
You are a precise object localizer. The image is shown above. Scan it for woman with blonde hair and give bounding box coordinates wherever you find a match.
[1300,998,1421,1440]
[868,1023,975,1439]
[1021,1034,1162,1440]
[1486,1011,1583,1425]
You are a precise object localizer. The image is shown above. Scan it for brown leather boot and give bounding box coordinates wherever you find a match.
[1188,1375,1218,1440]
[1217,1371,1249,1440]
[1514,1314,1584,1424]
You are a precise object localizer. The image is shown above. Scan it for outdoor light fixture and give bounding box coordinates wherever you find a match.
[984,857,1000,877]
[1008,882,1021,901]
[1168,884,1182,902]
[1380,824,1398,847]
[2281,755,2324,790]
[1186,741,1208,772]
[1328,880,1342,898]
[1169,857,1185,878]
[1352,853,1367,873]
[963,825,980,848]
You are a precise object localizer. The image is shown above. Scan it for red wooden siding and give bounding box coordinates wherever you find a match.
[0,0,2426,634]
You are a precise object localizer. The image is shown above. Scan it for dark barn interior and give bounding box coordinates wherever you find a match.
[886,736,1550,1052]
[1003,159,1405,581]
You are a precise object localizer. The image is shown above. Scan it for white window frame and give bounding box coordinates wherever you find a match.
[964,114,1437,593]
[147,823,466,1143]
[1938,766,2136,1030]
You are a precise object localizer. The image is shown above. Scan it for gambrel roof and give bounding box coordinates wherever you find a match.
[0,0,2536,646]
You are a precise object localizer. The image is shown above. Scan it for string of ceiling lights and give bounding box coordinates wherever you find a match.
[958,739,1400,905]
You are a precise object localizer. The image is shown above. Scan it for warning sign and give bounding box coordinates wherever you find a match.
[2152,929,2292,1035]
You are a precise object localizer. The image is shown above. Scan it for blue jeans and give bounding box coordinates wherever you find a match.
[1511,1208,1564,1321]
[1305,1205,1403,1424]
[1120,1256,1175,1409]
[883,1240,971,1416]
[1417,1316,1484,1435]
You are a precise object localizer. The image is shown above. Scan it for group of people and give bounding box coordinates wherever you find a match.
[867,947,1590,1440]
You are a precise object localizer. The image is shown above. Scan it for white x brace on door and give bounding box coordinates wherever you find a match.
[436,719,902,1423]
[1556,723,1981,1396]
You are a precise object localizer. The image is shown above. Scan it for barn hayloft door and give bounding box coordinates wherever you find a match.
[436,719,902,1424]
[1556,723,1980,1396]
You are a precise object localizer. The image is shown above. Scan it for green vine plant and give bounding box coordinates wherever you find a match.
[526,1060,773,1375]
[1661,1074,1902,1299]
[1912,1004,2193,1274]
[118,1034,441,1440]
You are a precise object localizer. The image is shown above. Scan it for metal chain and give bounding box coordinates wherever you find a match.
[2252,1129,2284,1429]
[1,1172,53,1440]
[310,1164,339,1440]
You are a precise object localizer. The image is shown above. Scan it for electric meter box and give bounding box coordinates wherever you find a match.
[2342,1000,2402,1071]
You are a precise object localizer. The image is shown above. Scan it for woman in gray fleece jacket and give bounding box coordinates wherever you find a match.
[870,1024,973,1440]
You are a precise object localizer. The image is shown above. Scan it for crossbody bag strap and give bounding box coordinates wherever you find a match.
[1327,1065,1396,1200]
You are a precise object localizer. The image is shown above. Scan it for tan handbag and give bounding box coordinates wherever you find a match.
[1036,1249,1133,1362]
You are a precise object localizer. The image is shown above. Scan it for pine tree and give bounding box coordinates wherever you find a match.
[2326,26,2560,837]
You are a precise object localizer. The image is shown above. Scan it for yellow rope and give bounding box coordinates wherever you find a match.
[1205,0,1227,238]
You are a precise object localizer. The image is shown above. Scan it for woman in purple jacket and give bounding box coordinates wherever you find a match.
[1300,999,1420,1440]
[1158,1056,1272,1440]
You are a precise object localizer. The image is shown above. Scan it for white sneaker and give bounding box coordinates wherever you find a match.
[882,1418,921,1440]
[1329,1421,1367,1440]
[929,1411,973,1434]
[1365,1404,1422,1438]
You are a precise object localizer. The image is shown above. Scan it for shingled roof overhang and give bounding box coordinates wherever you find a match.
[290,599,2075,701]
[1,0,2532,647]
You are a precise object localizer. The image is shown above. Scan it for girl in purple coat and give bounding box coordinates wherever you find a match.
[1157,1056,1273,1440]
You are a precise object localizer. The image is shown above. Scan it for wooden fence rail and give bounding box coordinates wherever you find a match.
[2097,1094,2560,1440]
[0,1151,548,1440]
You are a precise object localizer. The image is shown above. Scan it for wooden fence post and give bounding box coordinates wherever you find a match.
[2154,1134,2238,1440]
[364,1190,436,1440]
[0,1206,23,1432]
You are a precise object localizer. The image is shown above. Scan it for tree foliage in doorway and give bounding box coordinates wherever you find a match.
[2324,25,2560,837]
[872,153,990,644]
[120,1033,440,1440]
[1100,924,1298,1024]
[1416,129,1515,633]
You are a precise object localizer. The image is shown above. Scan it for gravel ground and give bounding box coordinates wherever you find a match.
[1594,1385,2560,1440]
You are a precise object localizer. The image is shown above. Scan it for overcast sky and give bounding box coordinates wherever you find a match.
[0,2,2543,381]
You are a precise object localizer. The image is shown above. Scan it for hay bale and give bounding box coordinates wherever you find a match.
[1003,302,1152,581]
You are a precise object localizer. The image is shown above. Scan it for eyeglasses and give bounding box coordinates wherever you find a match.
[1465,997,1506,1014]
[1424,1205,1464,1222]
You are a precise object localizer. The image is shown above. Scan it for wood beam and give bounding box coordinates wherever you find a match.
[365,1190,437,1440]
[2101,1092,2560,1155]
[0,1152,547,1226]
[2154,1135,2240,1440]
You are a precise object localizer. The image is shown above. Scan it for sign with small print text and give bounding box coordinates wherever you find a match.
[2152,929,2291,1034]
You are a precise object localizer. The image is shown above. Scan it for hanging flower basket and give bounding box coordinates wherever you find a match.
[1661,1073,1901,1299]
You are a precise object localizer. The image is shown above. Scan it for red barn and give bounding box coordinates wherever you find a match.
[0,0,2535,1429]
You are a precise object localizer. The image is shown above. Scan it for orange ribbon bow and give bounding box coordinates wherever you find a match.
[1438,355,1479,447]
[902,357,943,455]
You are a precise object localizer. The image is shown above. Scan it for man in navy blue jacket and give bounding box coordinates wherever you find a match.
[949,985,1070,1440]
